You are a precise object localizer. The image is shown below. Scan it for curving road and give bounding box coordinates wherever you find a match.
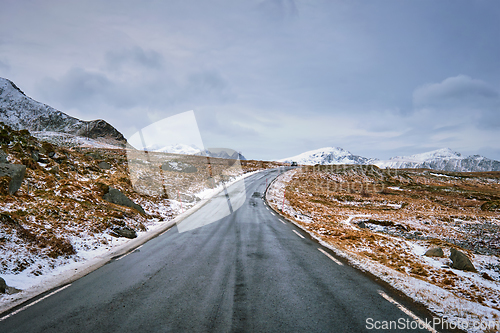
[0,169,456,332]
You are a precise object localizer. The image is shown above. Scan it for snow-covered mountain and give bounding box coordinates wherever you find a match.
[0,77,126,147]
[280,147,500,172]
[144,143,202,155]
[375,148,500,172]
[145,144,246,160]
[279,147,373,165]
[197,149,246,160]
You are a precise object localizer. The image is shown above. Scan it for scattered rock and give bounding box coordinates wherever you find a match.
[103,187,145,215]
[0,277,6,293]
[85,152,101,160]
[52,152,67,163]
[357,221,367,228]
[111,226,137,239]
[41,142,55,158]
[98,161,111,170]
[0,163,26,194]
[449,248,477,272]
[481,201,500,212]
[481,272,494,281]
[425,247,444,257]
[0,150,7,163]
[30,149,39,162]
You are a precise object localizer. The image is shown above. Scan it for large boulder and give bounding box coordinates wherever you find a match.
[0,150,7,163]
[0,277,6,293]
[424,247,444,258]
[0,163,26,194]
[98,161,111,170]
[103,187,145,215]
[110,226,137,239]
[450,248,476,272]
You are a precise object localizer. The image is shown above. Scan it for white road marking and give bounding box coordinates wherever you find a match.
[115,252,130,261]
[270,212,275,216]
[378,290,438,333]
[318,248,343,266]
[292,230,305,239]
[280,219,286,224]
[0,284,72,322]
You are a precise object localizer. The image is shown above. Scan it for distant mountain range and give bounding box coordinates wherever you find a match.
[0,77,126,147]
[280,147,500,172]
[279,147,372,165]
[374,148,500,172]
[147,143,246,160]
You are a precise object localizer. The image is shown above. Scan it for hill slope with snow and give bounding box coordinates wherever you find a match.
[0,77,126,147]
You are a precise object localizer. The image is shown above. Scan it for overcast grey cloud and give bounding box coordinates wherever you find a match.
[0,0,499,160]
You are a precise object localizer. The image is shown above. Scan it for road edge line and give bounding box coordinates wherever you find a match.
[378,290,438,333]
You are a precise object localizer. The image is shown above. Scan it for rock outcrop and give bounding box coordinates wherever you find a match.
[0,149,7,163]
[98,161,111,170]
[0,277,6,293]
[102,187,146,215]
[449,248,476,272]
[424,247,444,257]
[0,163,26,194]
[110,226,137,239]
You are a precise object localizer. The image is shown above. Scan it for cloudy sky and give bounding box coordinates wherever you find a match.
[1,0,499,160]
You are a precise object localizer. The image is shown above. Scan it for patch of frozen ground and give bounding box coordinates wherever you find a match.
[343,215,371,229]
[0,169,261,304]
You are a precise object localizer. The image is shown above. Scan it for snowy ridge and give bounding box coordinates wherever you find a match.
[278,147,373,165]
[143,143,246,160]
[280,147,500,172]
[145,143,202,155]
[375,148,500,172]
[0,77,126,147]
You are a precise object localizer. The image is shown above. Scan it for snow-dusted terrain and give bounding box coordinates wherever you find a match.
[0,77,125,146]
[280,147,500,172]
[266,169,500,332]
[31,131,120,149]
[279,147,373,165]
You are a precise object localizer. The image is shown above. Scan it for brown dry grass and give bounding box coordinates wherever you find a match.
[268,165,500,308]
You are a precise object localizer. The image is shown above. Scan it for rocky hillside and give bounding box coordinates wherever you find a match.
[0,77,126,147]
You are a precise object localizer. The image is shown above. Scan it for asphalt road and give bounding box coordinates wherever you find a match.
[0,168,454,332]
